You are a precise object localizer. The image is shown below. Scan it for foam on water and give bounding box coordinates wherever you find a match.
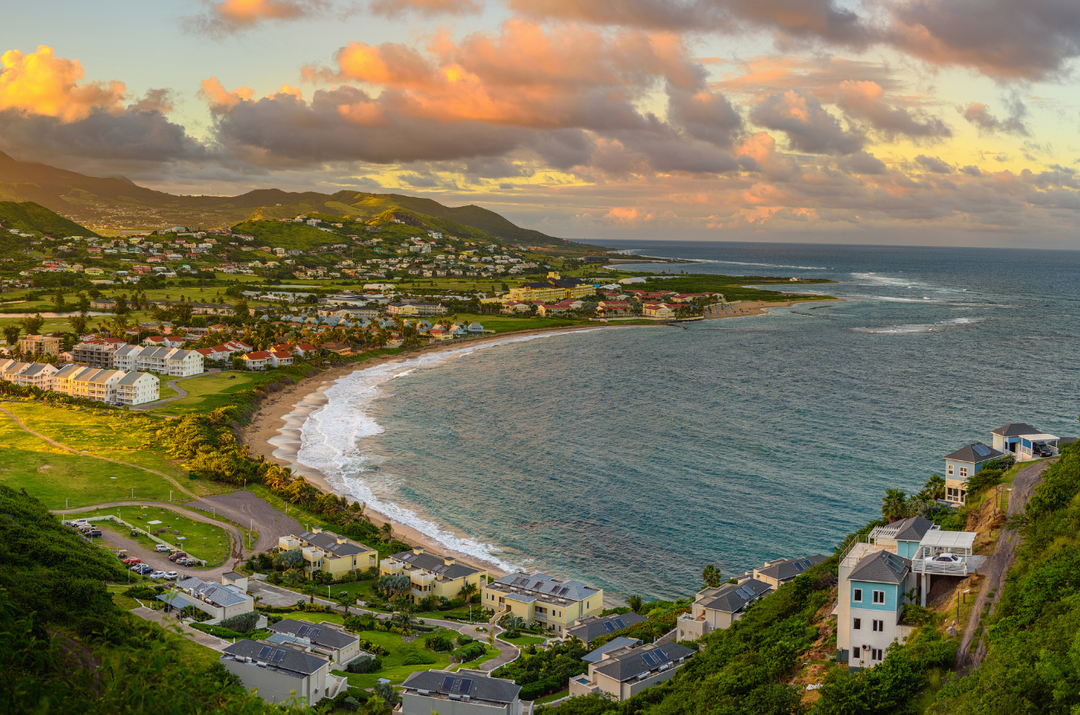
[849,316,985,334]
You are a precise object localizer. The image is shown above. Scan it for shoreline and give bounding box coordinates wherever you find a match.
[237,303,836,579]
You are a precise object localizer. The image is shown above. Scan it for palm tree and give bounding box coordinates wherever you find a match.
[504,615,525,637]
[380,522,393,544]
[881,489,908,522]
[300,582,321,605]
[336,589,355,617]
[921,475,946,501]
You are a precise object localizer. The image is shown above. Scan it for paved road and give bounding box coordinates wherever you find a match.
[0,405,197,499]
[54,499,250,573]
[187,491,301,554]
[130,368,221,410]
[131,606,231,651]
[956,458,1053,670]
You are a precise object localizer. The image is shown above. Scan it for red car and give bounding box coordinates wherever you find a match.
[123,557,142,565]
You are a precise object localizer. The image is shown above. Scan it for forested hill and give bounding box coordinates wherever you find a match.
[0,201,97,238]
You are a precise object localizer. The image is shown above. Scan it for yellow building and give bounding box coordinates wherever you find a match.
[18,334,61,356]
[380,547,486,604]
[482,572,604,635]
[507,273,594,302]
[278,527,378,579]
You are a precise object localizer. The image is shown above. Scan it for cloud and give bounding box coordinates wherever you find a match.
[0,46,125,121]
[185,0,328,35]
[958,100,1030,136]
[838,151,888,174]
[886,0,1080,81]
[750,89,863,154]
[666,86,743,147]
[508,0,875,47]
[915,154,952,173]
[368,0,482,18]
[834,80,951,140]
[711,55,902,99]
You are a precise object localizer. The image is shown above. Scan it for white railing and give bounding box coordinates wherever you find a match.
[911,559,968,576]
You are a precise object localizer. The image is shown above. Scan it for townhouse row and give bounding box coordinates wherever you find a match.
[0,359,159,405]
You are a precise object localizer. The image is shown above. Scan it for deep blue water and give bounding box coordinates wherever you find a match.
[299,241,1080,600]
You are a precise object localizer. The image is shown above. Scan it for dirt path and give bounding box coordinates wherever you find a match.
[956,459,1053,670]
[0,405,197,499]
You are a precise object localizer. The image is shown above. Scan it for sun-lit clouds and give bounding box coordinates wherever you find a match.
[199,77,255,109]
[750,89,863,155]
[185,0,329,35]
[711,55,903,99]
[368,0,483,18]
[959,100,1030,136]
[834,80,950,140]
[0,46,125,121]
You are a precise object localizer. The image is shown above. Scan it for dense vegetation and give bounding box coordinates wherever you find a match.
[0,200,97,237]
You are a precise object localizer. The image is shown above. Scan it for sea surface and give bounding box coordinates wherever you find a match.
[296,241,1080,599]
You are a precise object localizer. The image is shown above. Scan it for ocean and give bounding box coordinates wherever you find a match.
[294,241,1080,600]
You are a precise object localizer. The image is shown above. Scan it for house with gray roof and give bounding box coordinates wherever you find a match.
[566,612,647,646]
[990,423,1060,462]
[753,554,827,588]
[677,578,773,642]
[174,575,254,620]
[279,526,378,579]
[220,639,344,705]
[582,637,642,664]
[943,443,1005,505]
[483,572,604,635]
[268,618,361,664]
[401,670,523,715]
[381,546,486,605]
[569,641,695,702]
[115,371,159,405]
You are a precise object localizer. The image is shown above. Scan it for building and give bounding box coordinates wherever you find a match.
[507,273,594,302]
[753,554,827,588]
[242,351,271,370]
[568,641,696,702]
[483,572,603,635]
[111,345,204,376]
[642,303,674,319]
[990,423,1060,461]
[269,349,293,367]
[380,546,487,604]
[115,371,160,405]
[388,301,448,317]
[13,361,58,390]
[18,334,61,356]
[400,670,524,715]
[566,612,647,647]
[267,619,361,664]
[677,578,773,641]
[278,527,378,578]
[836,517,978,670]
[70,368,124,402]
[942,443,1005,505]
[74,338,127,368]
[220,640,344,705]
[170,575,254,620]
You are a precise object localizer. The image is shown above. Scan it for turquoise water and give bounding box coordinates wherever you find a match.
[298,242,1080,599]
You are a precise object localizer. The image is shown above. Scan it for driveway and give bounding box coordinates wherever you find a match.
[130,368,221,410]
[131,606,231,651]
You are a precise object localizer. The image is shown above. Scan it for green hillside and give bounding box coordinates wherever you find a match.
[0,201,97,237]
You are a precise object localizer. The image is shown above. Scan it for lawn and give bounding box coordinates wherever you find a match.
[0,411,175,508]
[498,633,547,646]
[279,612,455,689]
[443,313,590,333]
[157,384,179,400]
[151,371,262,415]
[535,689,570,704]
[2,403,187,479]
[75,505,231,564]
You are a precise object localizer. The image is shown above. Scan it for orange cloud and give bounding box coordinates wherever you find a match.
[198,77,254,109]
[189,0,327,33]
[0,46,125,122]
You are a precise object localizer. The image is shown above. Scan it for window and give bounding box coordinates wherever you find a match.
[871,648,883,661]
[947,464,954,476]
[853,588,863,602]
[873,620,884,632]
[873,590,886,604]
[960,466,969,478]
[852,646,861,659]
[853,618,861,630]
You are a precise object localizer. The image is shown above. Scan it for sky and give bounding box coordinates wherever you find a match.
[3,0,1080,245]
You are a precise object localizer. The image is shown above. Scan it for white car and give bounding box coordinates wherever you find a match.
[150,570,167,579]
[164,571,178,581]
[926,553,962,563]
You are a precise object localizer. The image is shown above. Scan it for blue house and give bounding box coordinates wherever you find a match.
[844,550,911,670]
[468,322,484,335]
[942,443,1004,505]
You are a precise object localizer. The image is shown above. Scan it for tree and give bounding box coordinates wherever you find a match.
[21,313,44,335]
[114,295,129,315]
[702,563,724,588]
[68,312,89,336]
[881,489,908,522]
[504,615,525,637]
[921,475,946,501]
[52,291,67,312]
[336,589,355,617]
[380,522,393,543]
[300,582,321,604]
[2,325,19,345]
[627,595,644,613]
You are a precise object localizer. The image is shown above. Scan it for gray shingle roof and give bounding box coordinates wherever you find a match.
[888,516,935,542]
[493,572,598,602]
[222,639,329,677]
[755,555,826,583]
[700,578,774,614]
[117,371,153,386]
[177,576,250,607]
[567,612,647,644]
[402,670,521,704]
[301,530,375,558]
[848,550,911,585]
[583,637,641,663]
[592,642,696,683]
[992,423,1039,437]
[943,443,1004,464]
[269,619,358,650]
[388,549,481,580]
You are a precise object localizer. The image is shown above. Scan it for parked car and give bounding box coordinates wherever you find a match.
[164,572,178,581]
[150,571,167,579]
[88,529,102,538]
[926,553,962,563]
[155,544,171,553]
[181,558,198,567]
[134,564,153,575]
[122,557,141,565]
[168,552,187,562]
[1033,442,1053,457]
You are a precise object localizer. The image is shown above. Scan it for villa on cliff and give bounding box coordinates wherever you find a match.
[483,572,604,636]
[278,527,378,579]
[677,578,774,641]
[380,547,487,605]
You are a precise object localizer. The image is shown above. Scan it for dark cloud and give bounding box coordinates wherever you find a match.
[834,81,951,141]
[838,151,888,174]
[915,154,952,173]
[183,0,329,37]
[961,165,981,176]
[666,85,743,147]
[959,100,1029,136]
[750,89,863,154]
[368,0,482,18]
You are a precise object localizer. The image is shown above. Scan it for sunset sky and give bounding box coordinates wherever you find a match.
[4,0,1080,244]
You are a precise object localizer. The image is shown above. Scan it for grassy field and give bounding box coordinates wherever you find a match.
[444,313,590,333]
[76,505,231,563]
[157,384,179,400]
[498,633,546,646]
[0,411,175,508]
[150,371,262,415]
[3,403,187,478]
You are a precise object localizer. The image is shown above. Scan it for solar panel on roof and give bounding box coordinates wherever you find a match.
[534,581,544,589]
[603,621,615,632]
[793,562,805,573]
[442,676,455,691]
[272,650,286,663]
[641,652,656,666]
[309,628,321,640]
[655,648,667,661]
[613,618,625,629]
[297,625,310,637]
[973,444,990,457]
[258,646,272,659]
[459,679,472,694]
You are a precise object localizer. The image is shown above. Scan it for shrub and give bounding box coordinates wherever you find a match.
[220,611,259,633]
[425,633,455,652]
[456,634,474,647]
[454,642,486,663]
[400,645,437,665]
[356,639,390,657]
[346,655,382,674]
[968,468,1004,495]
